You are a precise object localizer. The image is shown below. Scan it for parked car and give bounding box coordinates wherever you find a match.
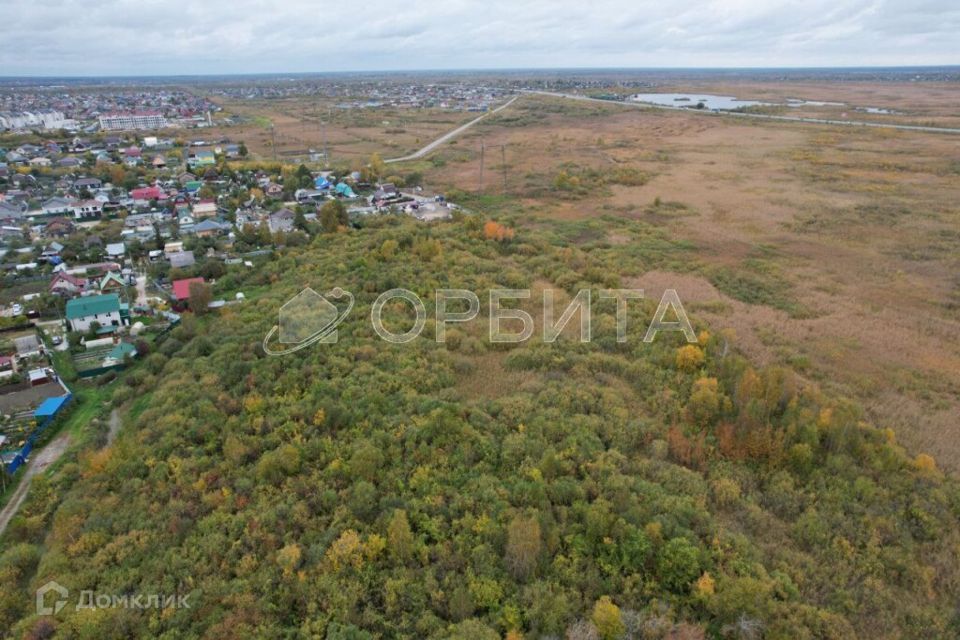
[11,303,22,315]
[51,336,62,346]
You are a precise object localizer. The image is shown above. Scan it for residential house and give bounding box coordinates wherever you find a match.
[268,208,295,233]
[44,217,76,237]
[0,226,25,240]
[168,250,195,269]
[105,242,126,260]
[0,201,24,221]
[374,183,399,201]
[0,355,14,379]
[73,177,103,192]
[163,241,184,256]
[41,197,76,216]
[72,200,103,220]
[192,200,217,218]
[65,293,128,332]
[265,183,283,198]
[41,242,64,260]
[234,209,264,228]
[123,146,142,166]
[191,219,230,238]
[172,277,205,302]
[130,186,166,206]
[177,209,195,233]
[49,271,88,297]
[13,335,42,358]
[103,342,137,366]
[99,272,126,293]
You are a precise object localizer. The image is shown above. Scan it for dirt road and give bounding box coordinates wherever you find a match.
[0,433,70,537]
[106,409,120,446]
[385,96,519,163]
[135,274,147,306]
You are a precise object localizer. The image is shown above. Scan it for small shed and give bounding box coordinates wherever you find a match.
[34,394,71,427]
[28,368,50,386]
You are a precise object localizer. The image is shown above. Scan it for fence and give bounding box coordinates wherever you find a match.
[2,390,73,476]
[76,364,125,379]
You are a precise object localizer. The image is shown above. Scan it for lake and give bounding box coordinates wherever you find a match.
[630,93,771,110]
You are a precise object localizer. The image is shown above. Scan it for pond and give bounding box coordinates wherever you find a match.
[630,93,771,110]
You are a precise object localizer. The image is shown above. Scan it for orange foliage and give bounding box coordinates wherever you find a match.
[716,421,784,463]
[483,220,515,242]
[667,425,707,470]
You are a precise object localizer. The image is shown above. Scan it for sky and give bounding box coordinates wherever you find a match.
[0,0,957,76]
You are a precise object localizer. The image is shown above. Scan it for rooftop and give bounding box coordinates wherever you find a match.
[65,293,121,320]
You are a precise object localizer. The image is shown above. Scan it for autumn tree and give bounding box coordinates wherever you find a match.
[320,200,348,233]
[505,513,541,580]
[188,281,213,314]
[591,596,625,640]
[386,509,414,564]
[676,344,705,371]
[368,152,387,182]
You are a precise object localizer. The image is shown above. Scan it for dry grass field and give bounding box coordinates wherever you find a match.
[407,90,960,469]
[204,96,480,164]
[205,85,959,468]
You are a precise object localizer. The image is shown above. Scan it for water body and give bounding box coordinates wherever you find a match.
[786,98,846,107]
[630,93,771,110]
[631,93,899,115]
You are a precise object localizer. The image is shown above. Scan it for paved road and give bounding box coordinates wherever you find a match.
[522,90,960,136]
[0,432,70,537]
[385,96,520,164]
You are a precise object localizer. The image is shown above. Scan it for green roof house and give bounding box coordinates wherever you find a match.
[103,342,137,365]
[65,293,127,333]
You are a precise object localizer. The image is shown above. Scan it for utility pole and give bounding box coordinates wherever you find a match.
[322,109,329,168]
[501,145,507,194]
[479,141,485,193]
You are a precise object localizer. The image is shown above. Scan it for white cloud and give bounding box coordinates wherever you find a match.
[0,0,957,75]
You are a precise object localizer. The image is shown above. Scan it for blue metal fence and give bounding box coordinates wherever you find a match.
[2,391,73,476]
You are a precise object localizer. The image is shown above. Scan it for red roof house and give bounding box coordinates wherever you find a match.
[172,277,205,301]
[130,186,166,202]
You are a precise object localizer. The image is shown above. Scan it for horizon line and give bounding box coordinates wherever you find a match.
[1,64,959,81]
